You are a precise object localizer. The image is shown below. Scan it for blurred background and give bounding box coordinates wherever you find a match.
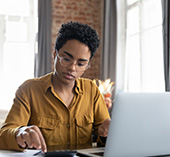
[0,0,167,113]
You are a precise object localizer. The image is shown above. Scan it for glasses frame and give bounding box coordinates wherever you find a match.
[56,52,90,72]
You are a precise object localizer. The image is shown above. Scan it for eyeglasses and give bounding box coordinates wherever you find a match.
[56,52,90,72]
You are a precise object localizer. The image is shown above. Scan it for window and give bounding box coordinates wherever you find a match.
[0,0,38,110]
[116,0,164,92]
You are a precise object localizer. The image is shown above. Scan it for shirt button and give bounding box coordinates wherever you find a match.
[67,124,70,128]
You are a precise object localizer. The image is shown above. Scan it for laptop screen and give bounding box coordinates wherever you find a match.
[104,92,170,157]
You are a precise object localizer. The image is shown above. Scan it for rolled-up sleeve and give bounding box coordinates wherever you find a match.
[0,85,31,151]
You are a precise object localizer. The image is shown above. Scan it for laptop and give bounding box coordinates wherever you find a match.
[78,92,170,157]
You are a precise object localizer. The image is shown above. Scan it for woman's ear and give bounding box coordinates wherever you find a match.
[53,50,57,60]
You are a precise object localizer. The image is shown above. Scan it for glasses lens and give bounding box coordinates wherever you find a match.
[76,64,90,72]
[60,57,72,67]
[58,54,90,71]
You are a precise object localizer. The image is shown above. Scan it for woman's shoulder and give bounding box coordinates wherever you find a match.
[18,72,52,90]
[77,77,96,86]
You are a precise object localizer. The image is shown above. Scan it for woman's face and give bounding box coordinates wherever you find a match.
[54,39,91,85]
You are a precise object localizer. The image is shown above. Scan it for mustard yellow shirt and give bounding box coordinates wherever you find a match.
[0,73,110,151]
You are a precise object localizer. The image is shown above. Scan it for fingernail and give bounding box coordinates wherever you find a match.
[44,149,47,153]
[21,144,25,147]
[38,145,41,149]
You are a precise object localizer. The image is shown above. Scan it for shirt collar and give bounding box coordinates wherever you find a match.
[40,72,84,94]
[75,78,83,94]
[39,72,53,93]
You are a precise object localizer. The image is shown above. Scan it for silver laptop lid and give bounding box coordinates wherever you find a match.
[104,92,170,157]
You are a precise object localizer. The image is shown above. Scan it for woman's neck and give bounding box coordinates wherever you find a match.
[52,72,75,107]
[52,72,75,94]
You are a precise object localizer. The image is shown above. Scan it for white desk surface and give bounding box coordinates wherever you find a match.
[0,147,105,157]
[0,148,104,157]
[0,149,42,157]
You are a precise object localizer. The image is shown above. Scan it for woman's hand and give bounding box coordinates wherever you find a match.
[104,97,112,109]
[15,125,47,153]
[98,118,111,137]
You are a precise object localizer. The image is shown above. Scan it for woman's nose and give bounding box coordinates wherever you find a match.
[67,61,77,71]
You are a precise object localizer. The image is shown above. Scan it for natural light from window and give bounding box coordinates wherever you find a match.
[124,0,164,92]
[0,0,38,110]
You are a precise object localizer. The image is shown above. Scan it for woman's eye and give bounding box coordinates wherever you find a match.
[63,58,71,62]
[77,62,85,66]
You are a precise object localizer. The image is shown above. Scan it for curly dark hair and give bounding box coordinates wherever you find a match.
[55,21,100,59]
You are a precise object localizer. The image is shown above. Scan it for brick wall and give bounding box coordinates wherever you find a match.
[51,0,104,79]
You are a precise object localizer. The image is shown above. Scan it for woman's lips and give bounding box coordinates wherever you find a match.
[63,73,75,79]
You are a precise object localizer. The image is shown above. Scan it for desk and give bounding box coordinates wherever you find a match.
[0,147,105,157]
[0,149,42,156]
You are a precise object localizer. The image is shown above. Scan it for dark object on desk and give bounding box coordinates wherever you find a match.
[76,151,104,157]
[44,150,77,157]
